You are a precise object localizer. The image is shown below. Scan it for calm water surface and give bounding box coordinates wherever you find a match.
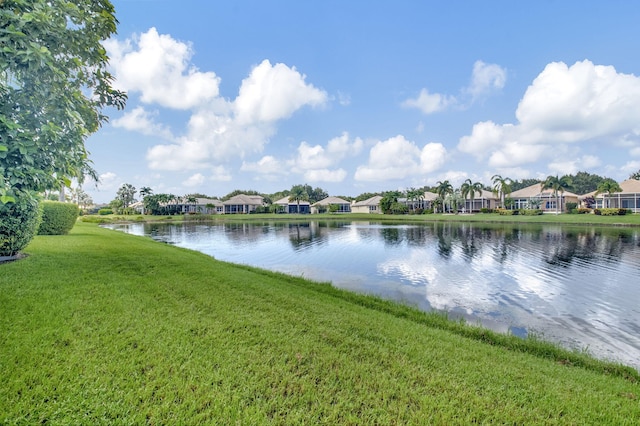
[106,220,640,369]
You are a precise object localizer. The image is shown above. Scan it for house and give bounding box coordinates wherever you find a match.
[311,196,351,213]
[461,189,498,212]
[273,196,311,214]
[510,183,580,213]
[351,195,383,214]
[580,179,640,213]
[223,194,266,214]
[183,198,224,214]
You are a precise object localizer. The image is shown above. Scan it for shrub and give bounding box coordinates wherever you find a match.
[519,209,543,216]
[98,208,113,215]
[565,202,578,211]
[480,208,494,214]
[576,208,591,214]
[423,208,434,214]
[497,208,517,215]
[0,192,42,256]
[595,208,629,216]
[37,201,79,235]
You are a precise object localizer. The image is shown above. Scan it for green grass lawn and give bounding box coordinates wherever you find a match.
[1,223,639,424]
[84,211,640,228]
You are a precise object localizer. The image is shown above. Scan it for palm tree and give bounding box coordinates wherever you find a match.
[491,175,512,209]
[594,179,623,209]
[542,175,572,214]
[435,180,454,213]
[186,194,198,213]
[288,185,309,214]
[405,187,423,212]
[139,187,153,214]
[460,179,484,213]
[630,169,640,180]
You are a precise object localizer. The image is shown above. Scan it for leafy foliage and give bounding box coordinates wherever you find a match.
[0,192,41,256]
[37,201,79,235]
[0,0,126,199]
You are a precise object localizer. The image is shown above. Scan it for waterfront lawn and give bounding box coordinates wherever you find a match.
[1,223,638,424]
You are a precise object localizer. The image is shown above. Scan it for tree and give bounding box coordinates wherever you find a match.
[379,191,401,214]
[434,180,453,213]
[0,0,126,255]
[568,171,606,195]
[630,170,640,180]
[116,184,136,211]
[460,179,483,212]
[288,185,309,213]
[542,175,573,214]
[491,175,513,209]
[594,179,623,208]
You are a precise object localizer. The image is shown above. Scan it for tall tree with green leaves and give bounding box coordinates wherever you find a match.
[542,175,573,214]
[460,179,484,212]
[435,180,453,213]
[288,185,309,213]
[491,175,513,209]
[630,170,640,180]
[0,0,126,255]
[594,179,623,209]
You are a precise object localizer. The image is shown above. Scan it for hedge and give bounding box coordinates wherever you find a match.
[37,201,79,235]
[0,192,42,256]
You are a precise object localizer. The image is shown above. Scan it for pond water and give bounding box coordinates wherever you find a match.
[105,220,640,370]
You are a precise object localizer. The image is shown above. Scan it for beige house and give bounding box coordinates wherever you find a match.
[223,194,265,214]
[461,189,498,212]
[183,198,224,214]
[351,195,383,214]
[273,196,311,214]
[311,196,351,213]
[581,179,640,213]
[510,183,579,213]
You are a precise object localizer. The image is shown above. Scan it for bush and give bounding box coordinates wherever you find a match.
[565,202,578,211]
[98,208,113,215]
[422,208,434,214]
[519,209,543,216]
[576,208,591,214]
[497,208,517,215]
[0,192,42,256]
[37,201,79,235]
[594,208,630,216]
[480,208,494,214]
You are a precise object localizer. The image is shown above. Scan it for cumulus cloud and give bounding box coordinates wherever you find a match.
[112,106,174,140]
[403,60,506,114]
[106,29,329,173]
[355,135,447,181]
[234,59,328,124]
[402,89,455,115]
[458,60,640,170]
[465,60,507,99]
[304,168,348,182]
[548,155,601,176]
[105,28,220,109]
[240,156,287,175]
[183,173,206,187]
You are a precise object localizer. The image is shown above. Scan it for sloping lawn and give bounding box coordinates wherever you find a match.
[1,223,638,424]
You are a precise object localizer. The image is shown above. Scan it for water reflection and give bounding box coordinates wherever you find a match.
[105,220,640,370]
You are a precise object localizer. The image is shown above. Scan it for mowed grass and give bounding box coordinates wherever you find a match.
[1,223,639,424]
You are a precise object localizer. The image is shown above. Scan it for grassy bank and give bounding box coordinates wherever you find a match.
[83,211,640,227]
[1,223,638,424]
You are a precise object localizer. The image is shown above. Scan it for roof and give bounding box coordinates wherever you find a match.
[312,196,351,206]
[274,196,310,206]
[223,194,265,205]
[194,198,223,206]
[581,179,640,198]
[352,195,383,207]
[464,189,497,200]
[510,183,579,199]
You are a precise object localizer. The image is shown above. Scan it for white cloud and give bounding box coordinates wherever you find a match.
[304,168,347,182]
[355,135,447,181]
[183,173,205,187]
[105,28,220,109]
[621,160,640,176]
[459,60,640,170]
[294,132,363,171]
[631,147,640,157]
[240,156,287,175]
[234,59,328,124]
[402,89,454,114]
[465,60,507,99]
[210,166,233,182]
[548,155,601,176]
[112,106,174,140]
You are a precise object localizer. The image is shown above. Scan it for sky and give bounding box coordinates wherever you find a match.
[83,0,640,203]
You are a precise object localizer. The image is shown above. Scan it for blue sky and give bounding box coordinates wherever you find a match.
[84,0,640,203]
